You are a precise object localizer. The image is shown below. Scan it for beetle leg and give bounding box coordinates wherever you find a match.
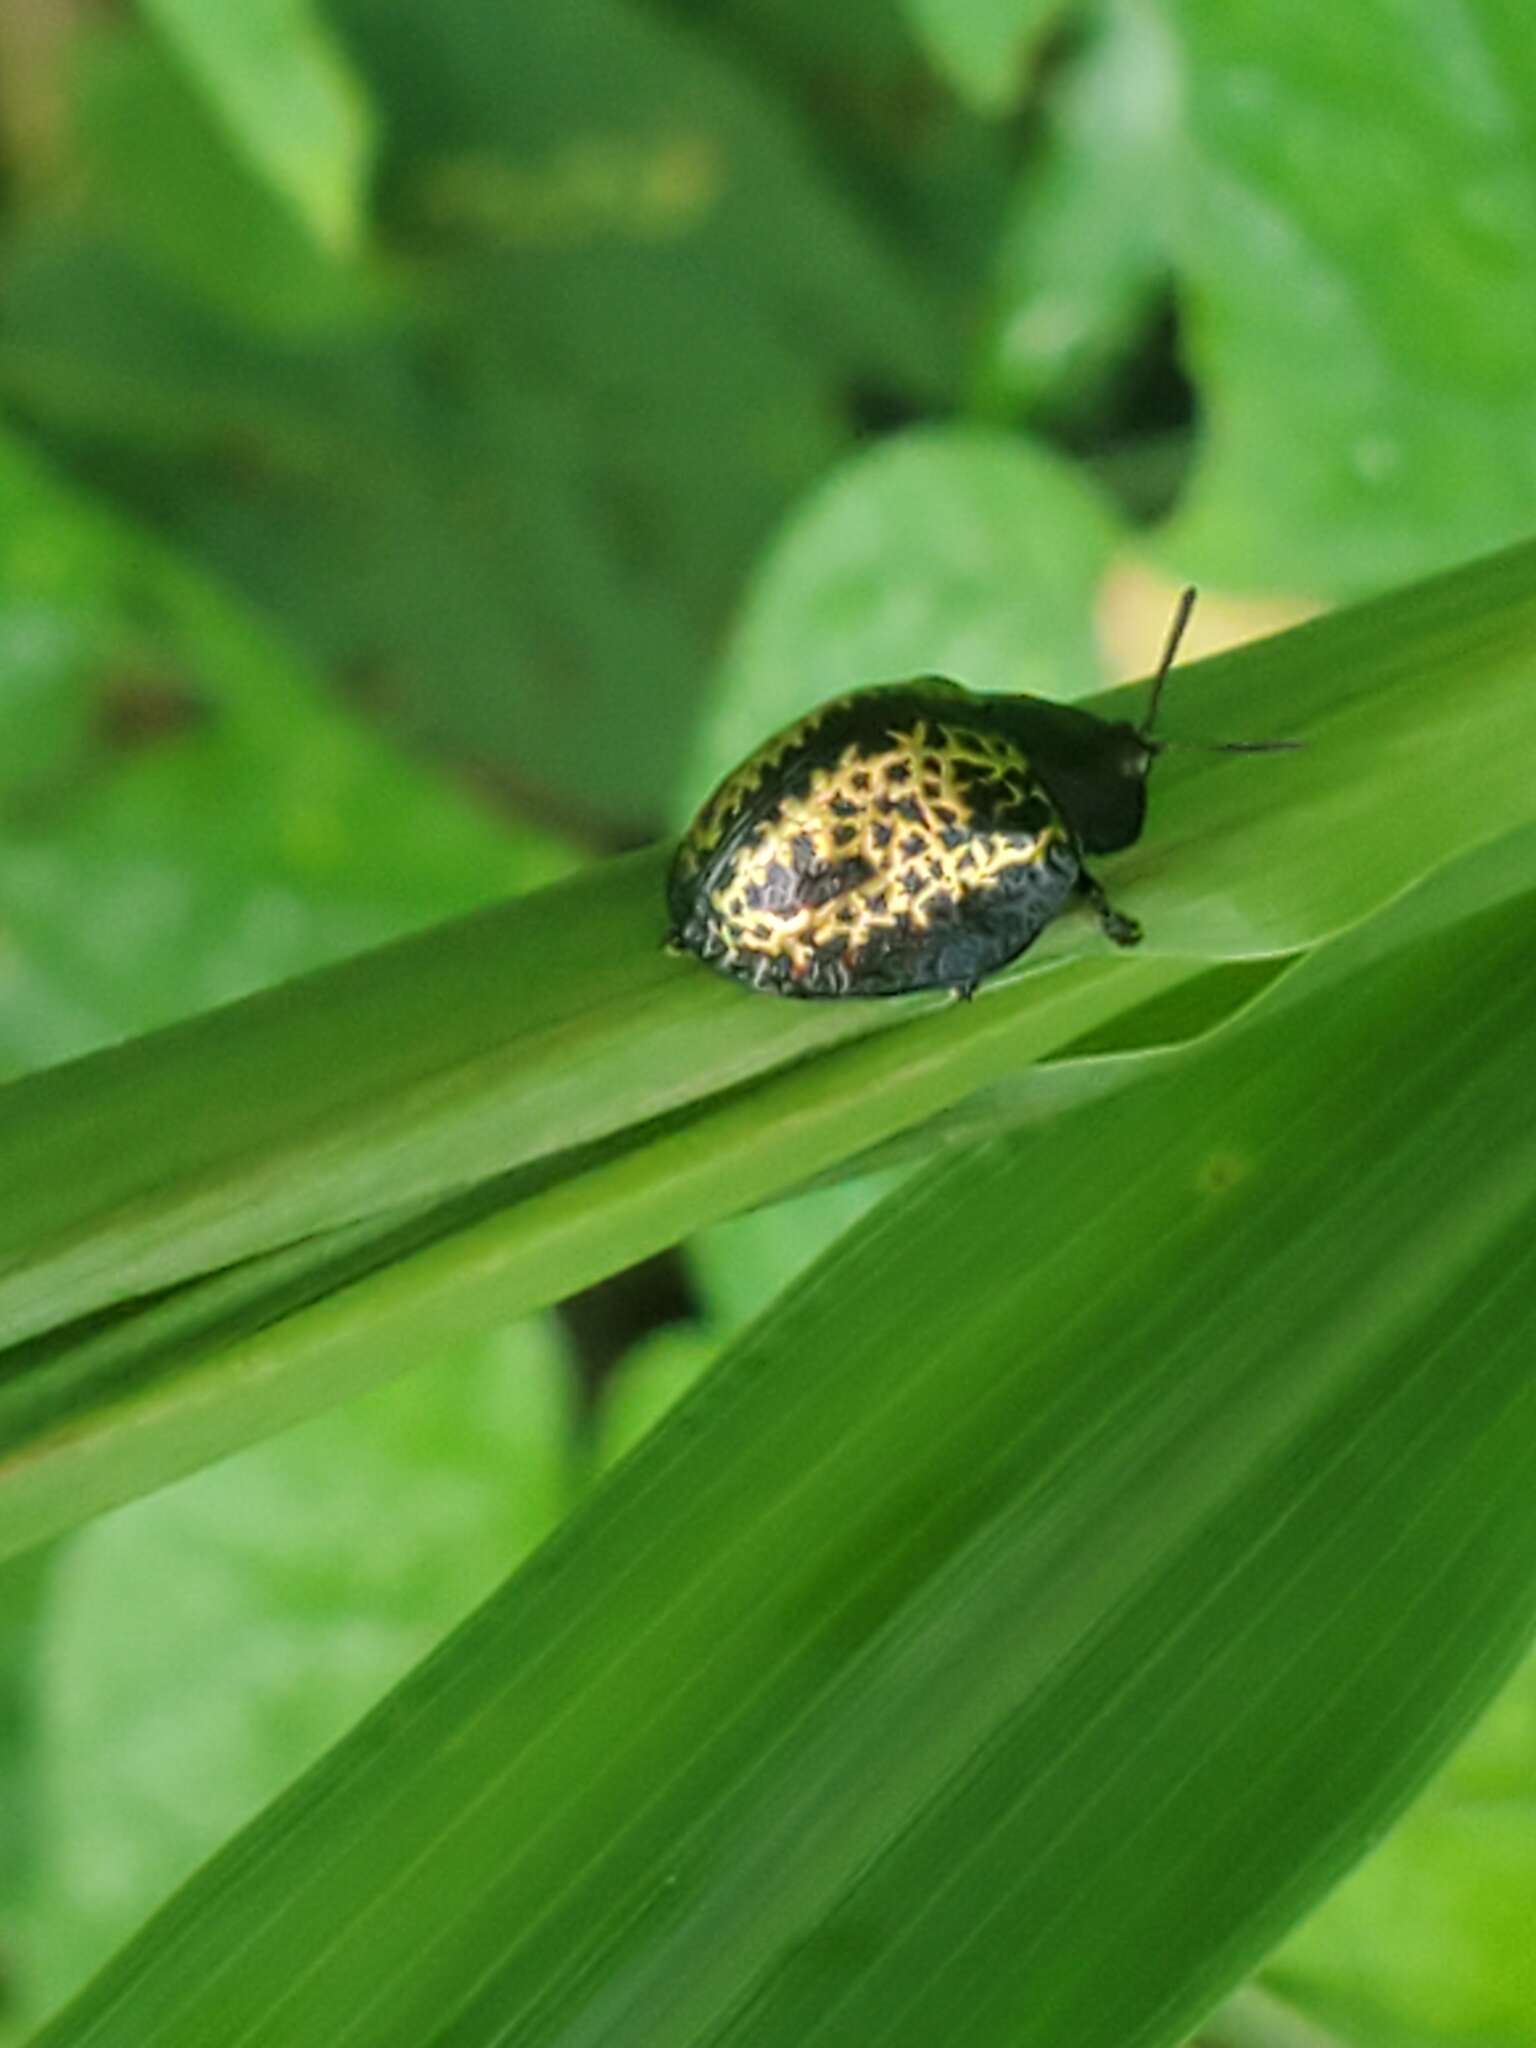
[663,929,688,956]
[1079,871,1142,949]
[948,979,980,1004]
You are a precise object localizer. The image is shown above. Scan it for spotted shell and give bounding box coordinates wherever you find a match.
[666,679,1144,999]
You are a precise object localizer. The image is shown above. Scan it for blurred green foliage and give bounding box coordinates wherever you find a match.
[17,1319,571,2018]
[2,0,1536,2043]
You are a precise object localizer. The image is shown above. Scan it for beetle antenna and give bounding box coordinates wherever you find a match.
[1140,584,1197,741]
[1141,584,1303,754]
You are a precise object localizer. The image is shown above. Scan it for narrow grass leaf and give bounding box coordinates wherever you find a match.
[34,885,1536,2048]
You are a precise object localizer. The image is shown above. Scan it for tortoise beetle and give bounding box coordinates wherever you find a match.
[666,589,1296,1000]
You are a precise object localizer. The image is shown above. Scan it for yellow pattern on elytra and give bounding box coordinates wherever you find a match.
[673,700,846,881]
[675,679,974,884]
[708,716,1064,974]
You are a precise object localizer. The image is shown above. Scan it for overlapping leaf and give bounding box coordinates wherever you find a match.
[2,540,1535,1564]
[34,864,1536,2048]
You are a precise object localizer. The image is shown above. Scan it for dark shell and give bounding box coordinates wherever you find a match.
[668,679,1151,999]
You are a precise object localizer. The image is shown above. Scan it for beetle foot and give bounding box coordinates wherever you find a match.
[1081,876,1142,949]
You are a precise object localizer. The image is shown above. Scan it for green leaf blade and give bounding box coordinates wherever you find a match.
[0,943,1199,1564]
[34,887,1536,2048]
[137,0,376,255]
[901,0,1070,111]
[4,541,1536,1565]
[1165,0,1536,592]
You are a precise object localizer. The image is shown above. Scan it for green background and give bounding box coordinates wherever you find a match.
[2,2,1536,2044]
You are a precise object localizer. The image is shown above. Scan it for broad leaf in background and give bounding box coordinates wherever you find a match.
[14,1319,570,2038]
[984,0,1176,430]
[680,424,1119,805]
[664,0,1019,317]
[31,881,1536,2048]
[900,0,1069,108]
[1164,0,1536,592]
[72,29,381,333]
[0,424,570,1073]
[0,0,943,833]
[986,0,1536,593]
[136,0,375,255]
[689,1173,904,1334]
[592,1323,718,1475]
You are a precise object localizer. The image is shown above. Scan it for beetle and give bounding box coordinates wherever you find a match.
[665,589,1296,999]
